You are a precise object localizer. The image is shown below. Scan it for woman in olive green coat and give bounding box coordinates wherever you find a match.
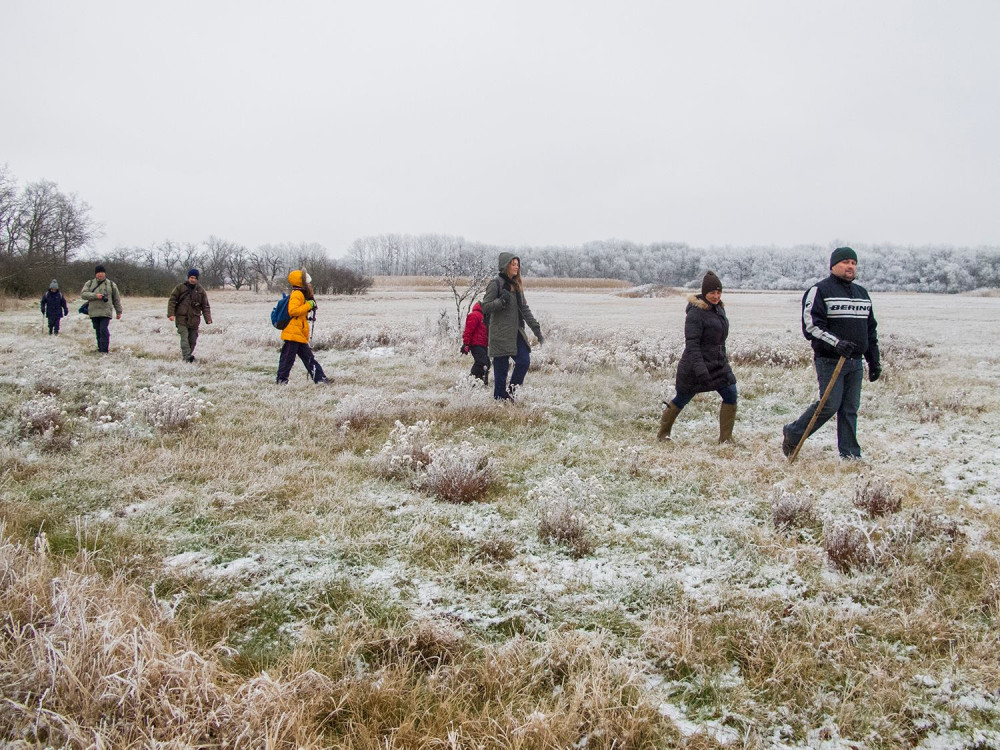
[480,252,544,400]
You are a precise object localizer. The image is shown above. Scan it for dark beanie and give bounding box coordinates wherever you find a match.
[830,247,857,268]
[94,264,106,273]
[701,271,722,296]
[188,268,200,278]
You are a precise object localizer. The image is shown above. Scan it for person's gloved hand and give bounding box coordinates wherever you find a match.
[869,365,882,382]
[501,289,514,306]
[461,344,470,355]
[308,299,317,310]
[535,330,544,345]
[834,340,856,358]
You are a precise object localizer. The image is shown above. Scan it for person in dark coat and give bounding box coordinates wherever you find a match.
[657,271,738,443]
[481,252,544,400]
[40,279,69,335]
[167,268,213,362]
[461,301,490,386]
[782,247,880,460]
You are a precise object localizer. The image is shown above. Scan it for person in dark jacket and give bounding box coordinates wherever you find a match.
[481,252,544,400]
[657,271,738,443]
[167,269,213,362]
[461,301,490,386]
[40,279,69,335]
[782,247,881,460]
[80,264,123,353]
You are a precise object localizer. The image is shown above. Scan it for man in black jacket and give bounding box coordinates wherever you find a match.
[782,247,881,460]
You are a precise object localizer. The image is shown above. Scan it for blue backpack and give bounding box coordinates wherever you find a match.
[270,293,292,329]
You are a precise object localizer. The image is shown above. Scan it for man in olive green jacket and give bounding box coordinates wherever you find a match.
[80,264,123,353]
[481,252,543,400]
[167,268,213,362]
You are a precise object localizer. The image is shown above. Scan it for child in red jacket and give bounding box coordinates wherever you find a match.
[461,301,490,386]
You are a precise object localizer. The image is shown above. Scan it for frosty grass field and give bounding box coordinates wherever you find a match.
[2,281,999,748]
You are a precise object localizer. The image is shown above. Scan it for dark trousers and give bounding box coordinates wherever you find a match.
[786,356,864,458]
[493,335,530,400]
[671,383,738,410]
[47,316,62,335]
[277,340,328,383]
[469,345,490,385]
[91,317,111,352]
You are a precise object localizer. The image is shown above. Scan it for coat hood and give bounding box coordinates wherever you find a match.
[498,252,519,274]
[472,301,482,313]
[288,269,304,287]
[687,293,723,310]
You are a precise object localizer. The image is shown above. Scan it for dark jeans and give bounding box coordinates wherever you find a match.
[786,356,864,458]
[177,324,199,359]
[276,340,328,383]
[671,383,738,410]
[91,317,111,352]
[47,316,62,335]
[469,345,490,385]
[493,335,530,400]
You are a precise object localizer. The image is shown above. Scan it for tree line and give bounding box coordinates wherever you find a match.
[347,233,1000,293]
[4,165,997,298]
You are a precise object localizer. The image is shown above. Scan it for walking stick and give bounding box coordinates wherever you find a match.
[788,355,846,464]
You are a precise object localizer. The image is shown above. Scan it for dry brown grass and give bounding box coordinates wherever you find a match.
[0,529,676,748]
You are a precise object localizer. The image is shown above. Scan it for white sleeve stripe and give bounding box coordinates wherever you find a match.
[802,286,838,345]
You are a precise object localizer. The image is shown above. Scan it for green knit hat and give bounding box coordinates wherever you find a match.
[830,246,858,267]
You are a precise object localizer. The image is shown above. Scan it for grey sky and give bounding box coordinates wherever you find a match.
[4,0,999,257]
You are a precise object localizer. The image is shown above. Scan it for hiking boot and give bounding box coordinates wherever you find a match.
[187,355,196,362]
[656,402,681,441]
[718,403,737,444]
[781,424,795,458]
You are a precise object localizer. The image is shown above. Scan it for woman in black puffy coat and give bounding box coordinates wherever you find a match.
[657,271,738,443]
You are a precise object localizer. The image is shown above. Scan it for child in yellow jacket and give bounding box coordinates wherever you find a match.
[276,269,330,385]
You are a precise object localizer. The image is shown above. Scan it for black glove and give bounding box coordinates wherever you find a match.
[501,289,514,306]
[834,340,856,358]
[535,330,544,345]
[461,344,470,355]
[869,365,882,382]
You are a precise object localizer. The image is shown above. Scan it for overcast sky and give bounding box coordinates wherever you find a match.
[4,0,999,257]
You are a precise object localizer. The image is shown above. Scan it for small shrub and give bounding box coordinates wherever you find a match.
[538,501,595,559]
[134,383,209,431]
[421,442,496,503]
[372,420,434,478]
[472,537,516,564]
[824,524,875,572]
[371,618,466,671]
[333,392,391,431]
[854,476,902,518]
[17,394,69,437]
[772,491,818,531]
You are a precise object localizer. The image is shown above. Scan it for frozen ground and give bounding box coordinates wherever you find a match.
[2,285,999,747]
